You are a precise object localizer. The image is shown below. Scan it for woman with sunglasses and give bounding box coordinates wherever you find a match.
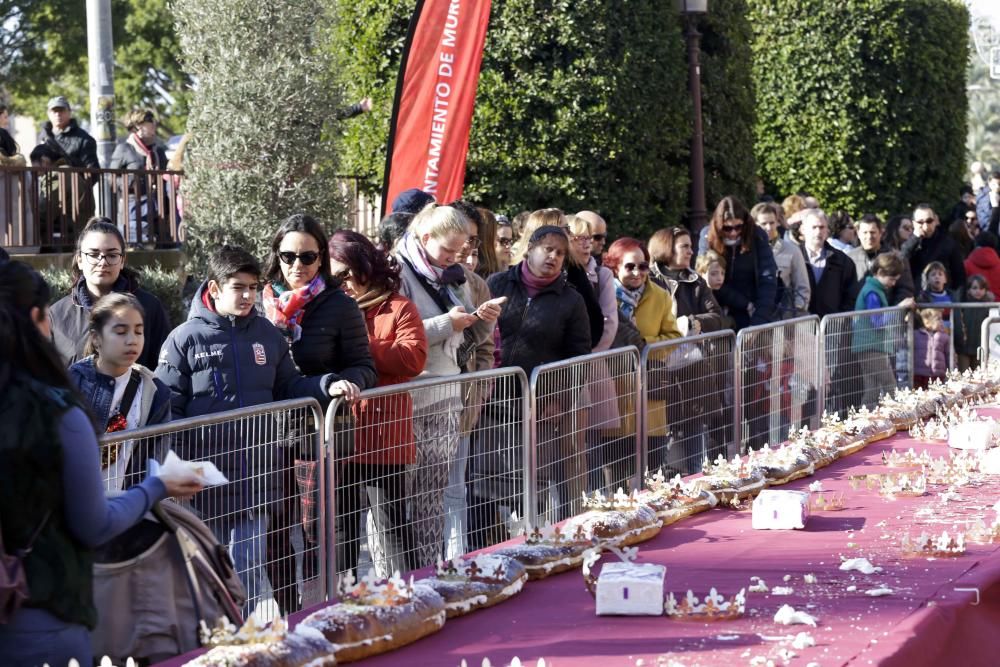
[262,213,376,609]
[883,215,914,251]
[495,215,514,270]
[604,237,682,478]
[50,217,172,370]
[327,229,427,578]
[704,195,778,331]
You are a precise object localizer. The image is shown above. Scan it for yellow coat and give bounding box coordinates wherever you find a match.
[613,279,682,438]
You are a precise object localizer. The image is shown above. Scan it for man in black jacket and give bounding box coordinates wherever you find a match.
[901,205,966,290]
[37,96,99,230]
[799,209,858,317]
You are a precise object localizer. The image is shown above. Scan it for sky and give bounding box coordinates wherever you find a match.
[969,0,1000,26]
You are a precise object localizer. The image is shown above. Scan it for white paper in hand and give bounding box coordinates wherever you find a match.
[160,450,228,486]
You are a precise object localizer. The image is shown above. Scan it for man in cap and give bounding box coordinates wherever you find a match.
[36,96,99,232]
[391,188,435,215]
[38,96,99,171]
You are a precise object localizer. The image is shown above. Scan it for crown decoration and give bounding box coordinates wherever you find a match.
[967,517,1000,544]
[809,491,846,512]
[582,488,642,512]
[882,448,934,469]
[664,587,747,621]
[842,405,893,439]
[199,615,287,648]
[643,470,714,507]
[523,520,588,545]
[337,569,414,606]
[581,542,639,597]
[901,530,966,558]
[435,556,508,583]
[702,453,762,480]
[879,472,927,498]
[924,457,972,487]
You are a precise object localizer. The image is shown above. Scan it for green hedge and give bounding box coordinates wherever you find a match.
[331,0,758,239]
[749,0,969,216]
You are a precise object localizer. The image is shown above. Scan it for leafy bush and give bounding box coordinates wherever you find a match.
[40,263,187,326]
[748,0,969,216]
[331,0,758,239]
[173,0,345,275]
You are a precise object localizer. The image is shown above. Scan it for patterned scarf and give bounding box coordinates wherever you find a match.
[126,132,161,170]
[397,231,467,307]
[615,278,645,323]
[262,274,326,343]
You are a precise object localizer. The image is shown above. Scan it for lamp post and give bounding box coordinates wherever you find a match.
[677,0,708,233]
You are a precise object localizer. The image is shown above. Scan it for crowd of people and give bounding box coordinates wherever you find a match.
[4,172,1000,665]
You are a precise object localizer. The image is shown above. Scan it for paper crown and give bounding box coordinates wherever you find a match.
[900,530,966,558]
[664,587,747,621]
[967,518,1000,544]
[337,569,414,606]
[809,491,846,512]
[581,542,639,597]
[434,556,510,583]
[881,448,933,468]
[199,615,287,648]
[582,488,643,511]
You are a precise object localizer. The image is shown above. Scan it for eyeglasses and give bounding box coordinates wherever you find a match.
[464,236,482,249]
[592,234,607,242]
[497,238,514,248]
[82,251,123,266]
[278,251,320,266]
[913,218,935,225]
[624,262,650,273]
[572,234,592,244]
[333,267,352,281]
[721,223,744,233]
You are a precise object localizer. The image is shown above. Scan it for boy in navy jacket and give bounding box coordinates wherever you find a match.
[156,245,338,615]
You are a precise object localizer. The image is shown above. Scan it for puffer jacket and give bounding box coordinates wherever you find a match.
[39,119,99,169]
[276,278,377,390]
[50,274,172,371]
[155,282,335,514]
[487,264,592,377]
[901,226,966,291]
[650,263,723,332]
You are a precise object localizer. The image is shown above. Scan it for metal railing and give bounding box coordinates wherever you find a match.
[99,398,327,623]
[735,316,820,453]
[323,367,529,594]
[912,302,1000,373]
[817,306,911,415]
[981,314,1000,367]
[640,331,737,476]
[528,348,640,527]
[1,165,183,250]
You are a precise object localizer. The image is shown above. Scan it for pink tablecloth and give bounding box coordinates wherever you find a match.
[164,412,1000,667]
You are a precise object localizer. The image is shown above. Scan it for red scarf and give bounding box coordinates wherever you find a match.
[262,275,327,343]
[126,132,158,170]
[519,261,559,298]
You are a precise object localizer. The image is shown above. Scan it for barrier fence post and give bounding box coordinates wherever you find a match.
[323,396,344,601]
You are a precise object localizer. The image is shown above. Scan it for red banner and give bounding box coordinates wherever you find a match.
[381,0,492,213]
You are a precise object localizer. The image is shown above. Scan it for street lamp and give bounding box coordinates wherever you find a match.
[676,0,708,233]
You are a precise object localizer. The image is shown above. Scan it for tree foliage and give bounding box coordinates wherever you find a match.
[749,0,969,217]
[173,0,343,274]
[332,0,758,239]
[4,0,192,133]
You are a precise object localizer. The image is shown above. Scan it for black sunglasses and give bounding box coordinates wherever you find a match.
[624,262,650,272]
[722,223,744,233]
[333,267,352,281]
[592,233,607,241]
[497,238,514,248]
[278,251,321,266]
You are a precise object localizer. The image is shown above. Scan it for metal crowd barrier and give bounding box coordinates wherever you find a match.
[981,313,1000,367]
[817,306,910,415]
[734,316,820,453]
[527,348,640,527]
[0,165,183,250]
[98,398,326,623]
[323,367,529,594]
[640,331,737,477]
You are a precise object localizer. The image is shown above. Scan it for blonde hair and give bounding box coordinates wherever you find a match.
[511,208,565,263]
[408,203,468,240]
[124,108,156,132]
[695,250,725,275]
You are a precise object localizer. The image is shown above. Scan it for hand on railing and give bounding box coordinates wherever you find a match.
[897,297,916,310]
[329,379,362,401]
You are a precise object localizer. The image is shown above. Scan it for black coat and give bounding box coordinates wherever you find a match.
[799,244,858,317]
[487,264,592,376]
[39,119,99,169]
[650,264,724,333]
[50,274,172,371]
[901,226,967,291]
[283,280,378,390]
[713,226,779,330]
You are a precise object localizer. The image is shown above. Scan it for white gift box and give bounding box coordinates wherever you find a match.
[948,421,999,450]
[595,562,666,616]
[751,490,810,530]
[980,448,1000,474]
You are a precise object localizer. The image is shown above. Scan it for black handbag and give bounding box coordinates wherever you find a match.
[0,511,50,624]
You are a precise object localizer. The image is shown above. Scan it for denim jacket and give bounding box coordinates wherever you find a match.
[70,356,172,430]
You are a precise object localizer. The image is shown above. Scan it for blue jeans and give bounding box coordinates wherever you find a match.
[212,512,269,619]
[0,607,91,667]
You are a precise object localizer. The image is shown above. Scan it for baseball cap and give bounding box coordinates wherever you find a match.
[47,96,71,111]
